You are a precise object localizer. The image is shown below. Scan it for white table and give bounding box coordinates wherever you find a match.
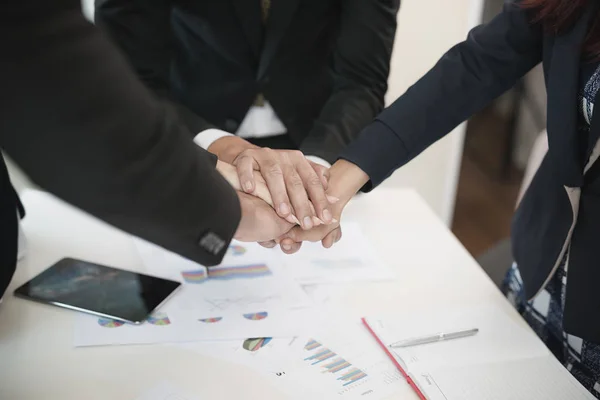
[0,188,528,400]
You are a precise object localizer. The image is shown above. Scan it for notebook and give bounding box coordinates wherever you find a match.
[363,305,596,400]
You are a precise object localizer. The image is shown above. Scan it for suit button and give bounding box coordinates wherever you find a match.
[225,119,239,132]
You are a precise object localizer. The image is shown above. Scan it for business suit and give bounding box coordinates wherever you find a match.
[341,0,600,343]
[0,0,241,298]
[95,0,400,163]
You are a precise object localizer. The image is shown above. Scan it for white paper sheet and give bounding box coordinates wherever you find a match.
[133,238,311,317]
[134,381,201,400]
[281,223,395,284]
[368,305,549,372]
[258,322,409,399]
[176,335,308,372]
[74,307,325,347]
[365,305,596,400]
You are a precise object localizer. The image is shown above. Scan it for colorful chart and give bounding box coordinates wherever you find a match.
[207,264,272,281]
[97,318,125,328]
[181,269,208,284]
[304,338,368,388]
[228,244,247,256]
[198,317,223,324]
[305,348,337,365]
[323,358,352,374]
[337,368,368,386]
[243,311,268,321]
[147,312,171,326]
[242,337,272,352]
[305,339,322,351]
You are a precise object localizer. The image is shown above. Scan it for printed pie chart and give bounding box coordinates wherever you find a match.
[243,337,272,352]
[243,311,268,321]
[97,318,125,328]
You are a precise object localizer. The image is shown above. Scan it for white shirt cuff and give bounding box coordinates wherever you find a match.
[193,129,234,150]
[305,156,331,168]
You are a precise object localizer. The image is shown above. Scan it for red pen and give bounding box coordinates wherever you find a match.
[361,317,428,400]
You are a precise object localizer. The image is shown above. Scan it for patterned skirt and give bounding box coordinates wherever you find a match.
[503,259,600,398]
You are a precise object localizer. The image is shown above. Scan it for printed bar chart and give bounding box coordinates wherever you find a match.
[337,368,368,386]
[303,338,369,390]
[322,358,352,374]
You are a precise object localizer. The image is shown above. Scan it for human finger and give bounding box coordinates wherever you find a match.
[295,155,332,225]
[321,226,342,249]
[279,239,303,254]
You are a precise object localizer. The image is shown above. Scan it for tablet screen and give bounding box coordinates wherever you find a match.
[14,258,181,323]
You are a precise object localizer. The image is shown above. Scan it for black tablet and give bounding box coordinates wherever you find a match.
[14,257,181,324]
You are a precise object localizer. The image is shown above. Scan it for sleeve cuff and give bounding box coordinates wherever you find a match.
[338,120,409,191]
[305,156,331,168]
[193,129,234,150]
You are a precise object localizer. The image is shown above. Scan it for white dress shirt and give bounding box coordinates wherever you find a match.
[194,102,330,167]
[2,211,25,303]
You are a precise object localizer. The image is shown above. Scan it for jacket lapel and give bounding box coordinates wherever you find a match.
[231,0,264,60]
[546,1,596,187]
[257,0,301,79]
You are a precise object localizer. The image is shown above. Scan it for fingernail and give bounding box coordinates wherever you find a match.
[332,218,339,224]
[291,215,301,225]
[322,209,332,223]
[326,195,340,204]
[303,216,313,230]
[243,181,253,192]
[312,216,322,226]
[282,243,292,251]
[279,203,290,216]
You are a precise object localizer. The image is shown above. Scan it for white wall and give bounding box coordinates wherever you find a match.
[9,0,482,227]
[379,0,483,225]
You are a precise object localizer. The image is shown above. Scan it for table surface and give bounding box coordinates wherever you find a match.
[0,188,528,400]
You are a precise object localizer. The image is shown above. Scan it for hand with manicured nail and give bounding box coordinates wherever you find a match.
[231,148,335,229]
[217,160,337,227]
[269,159,369,253]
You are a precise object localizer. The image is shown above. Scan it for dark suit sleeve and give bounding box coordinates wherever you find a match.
[0,0,240,266]
[299,0,400,163]
[340,0,543,189]
[95,0,214,135]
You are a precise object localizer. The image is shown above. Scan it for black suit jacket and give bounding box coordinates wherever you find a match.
[95,0,400,163]
[341,0,600,342]
[0,0,241,297]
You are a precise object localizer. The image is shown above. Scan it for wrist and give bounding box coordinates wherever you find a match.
[208,136,257,163]
[328,160,369,205]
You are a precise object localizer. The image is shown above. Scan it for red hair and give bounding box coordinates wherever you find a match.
[521,0,600,59]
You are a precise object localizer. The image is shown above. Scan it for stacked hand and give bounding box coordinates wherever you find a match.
[211,136,369,251]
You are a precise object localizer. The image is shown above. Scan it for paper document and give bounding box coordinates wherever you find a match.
[74,304,323,347]
[260,322,410,399]
[176,335,307,373]
[73,238,320,347]
[134,238,310,315]
[365,305,596,400]
[281,223,395,284]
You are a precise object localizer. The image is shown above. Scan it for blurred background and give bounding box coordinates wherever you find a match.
[8,0,546,286]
